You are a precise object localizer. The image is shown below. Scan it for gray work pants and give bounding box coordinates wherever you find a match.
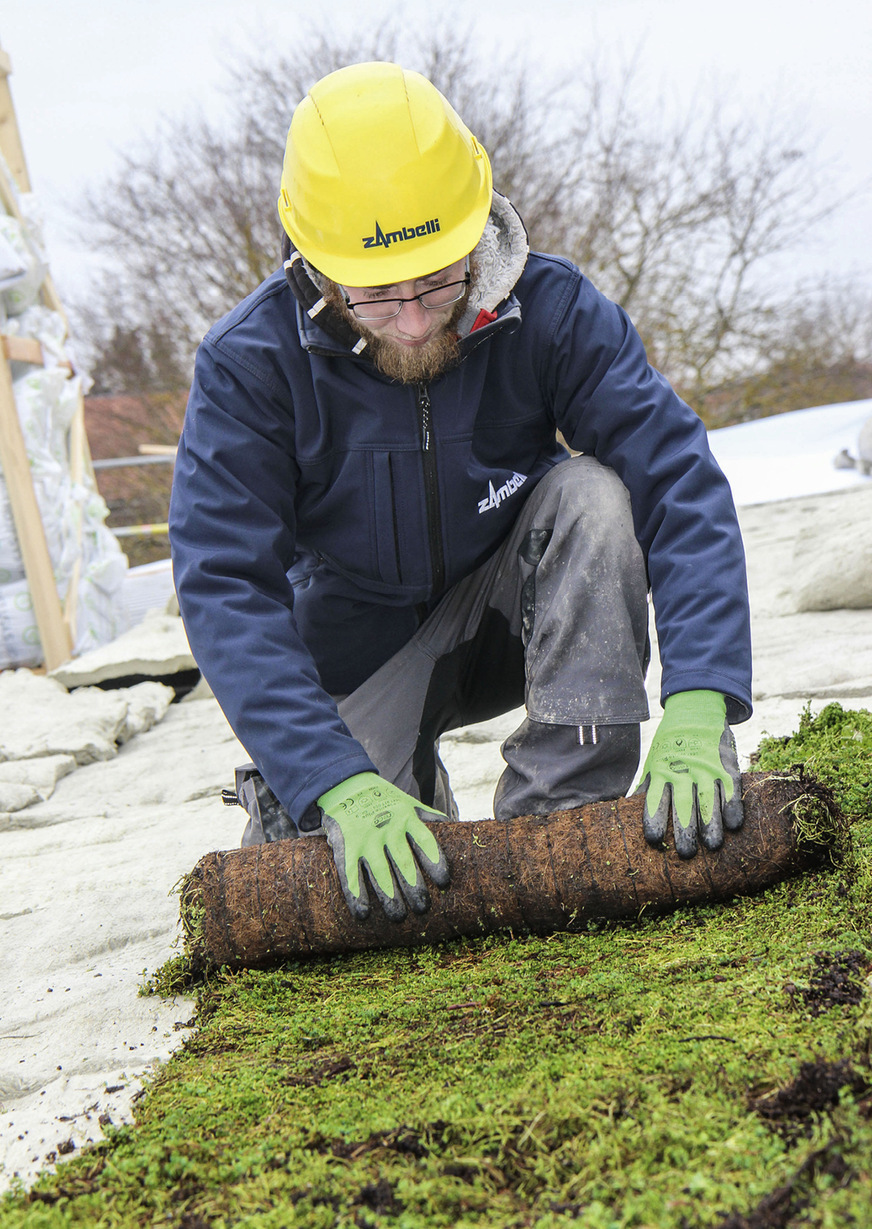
[337,455,650,821]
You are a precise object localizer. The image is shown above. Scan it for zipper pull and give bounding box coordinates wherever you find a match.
[417,383,431,451]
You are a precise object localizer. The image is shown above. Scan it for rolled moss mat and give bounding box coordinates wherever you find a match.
[182,771,841,968]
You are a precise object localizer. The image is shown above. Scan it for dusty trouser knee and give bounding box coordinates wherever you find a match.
[490,455,650,818]
[337,456,649,816]
[510,455,649,726]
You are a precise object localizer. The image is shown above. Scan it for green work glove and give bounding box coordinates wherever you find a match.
[318,773,450,922]
[637,690,743,858]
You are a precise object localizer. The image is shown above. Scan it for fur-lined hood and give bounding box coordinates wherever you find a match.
[283,191,529,357]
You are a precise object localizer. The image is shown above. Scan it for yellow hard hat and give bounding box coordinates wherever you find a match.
[278,62,493,287]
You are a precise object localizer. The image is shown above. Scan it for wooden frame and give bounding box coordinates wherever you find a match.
[0,43,79,668]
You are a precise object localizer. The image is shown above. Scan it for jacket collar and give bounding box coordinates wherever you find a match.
[284,191,528,359]
[457,190,529,331]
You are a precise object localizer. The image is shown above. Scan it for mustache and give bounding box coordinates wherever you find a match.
[325,282,468,384]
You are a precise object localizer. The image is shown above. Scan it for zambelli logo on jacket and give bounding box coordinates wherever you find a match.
[478,472,528,514]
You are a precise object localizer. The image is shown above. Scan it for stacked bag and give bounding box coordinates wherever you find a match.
[0,158,127,668]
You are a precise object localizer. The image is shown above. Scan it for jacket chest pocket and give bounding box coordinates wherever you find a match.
[370,449,432,590]
[296,448,429,592]
[371,451,403,586]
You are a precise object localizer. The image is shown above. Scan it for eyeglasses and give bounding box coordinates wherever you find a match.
[344,265,470,321]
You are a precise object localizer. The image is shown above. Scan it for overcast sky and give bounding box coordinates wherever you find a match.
[3,0,870,303]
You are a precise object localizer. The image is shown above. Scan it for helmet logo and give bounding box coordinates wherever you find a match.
[362,218,441,250]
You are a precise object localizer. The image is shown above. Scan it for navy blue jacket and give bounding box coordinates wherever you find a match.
[169,251,752,822]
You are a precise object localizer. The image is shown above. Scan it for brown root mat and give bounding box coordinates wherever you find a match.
[181,770,842,968]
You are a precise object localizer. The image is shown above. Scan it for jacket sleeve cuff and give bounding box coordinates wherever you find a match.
[287,751,379,824]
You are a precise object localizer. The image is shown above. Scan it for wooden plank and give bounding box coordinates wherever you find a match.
[111,522,170,538]
[138,443,178,457]
[0,40,86,666]
[0,165,68,323]
[1,334,43,364]
[0,129,68,325]
[0,45,32,193]
[73,379,96,484]
[61,379,95,644]
[1,333,74,370]
[0,159,21,220]
[0,357,72,669]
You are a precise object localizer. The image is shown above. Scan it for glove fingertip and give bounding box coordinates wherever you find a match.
[674,830,698,859]
[388,846,444,917]
[408,833,451,889]
[380,892,408,923]
[642,785,670,847]
[643,814,668,847]
[699,787,725,852]
[426,846,451,889]
[673,811,698,858]
[642,826,667,849]
[364,860,408,924]
[405,884,432,916]
[723,793,745,831]
[699,819,724,851]
[342,888,370,921]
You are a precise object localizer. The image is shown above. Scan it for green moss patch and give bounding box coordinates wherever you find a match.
[3,706,872,1228]
[753,702,872,824]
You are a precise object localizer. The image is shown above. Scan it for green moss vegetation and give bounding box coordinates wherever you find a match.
[3,704,871,1228]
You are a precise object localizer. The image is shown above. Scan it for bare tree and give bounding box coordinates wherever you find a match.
[73,20,854,413]
[697,279,872,424]
[76,21,571,391]
[543,63,841,400]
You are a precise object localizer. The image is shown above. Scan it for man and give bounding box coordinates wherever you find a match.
[169,62,752,924]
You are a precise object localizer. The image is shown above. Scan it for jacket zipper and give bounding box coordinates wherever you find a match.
[416,381,445,594]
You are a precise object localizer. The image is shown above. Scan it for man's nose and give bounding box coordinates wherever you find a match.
[395,296,432,337]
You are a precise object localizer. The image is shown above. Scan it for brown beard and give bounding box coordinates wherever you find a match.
[325,283,467,384]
